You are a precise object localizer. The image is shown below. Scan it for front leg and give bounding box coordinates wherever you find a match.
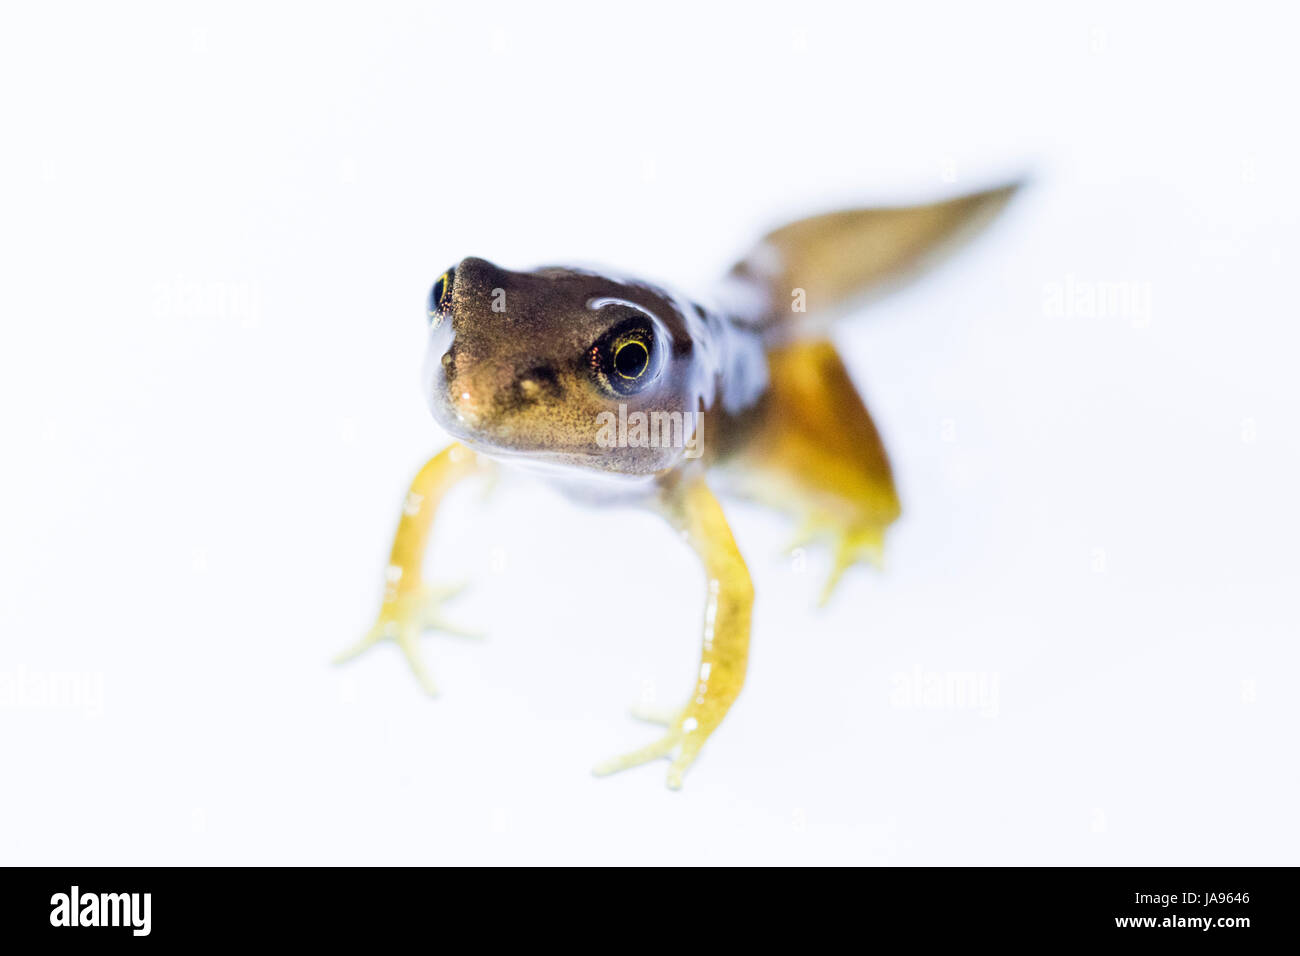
[334,442,490,694]
[594,476,754,789]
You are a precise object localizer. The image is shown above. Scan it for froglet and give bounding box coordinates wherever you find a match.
[336,183,1021,788]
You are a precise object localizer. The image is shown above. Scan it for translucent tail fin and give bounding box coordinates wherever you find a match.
[728,181,1024,337]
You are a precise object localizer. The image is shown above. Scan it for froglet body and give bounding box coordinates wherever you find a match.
[337,183,1021,788]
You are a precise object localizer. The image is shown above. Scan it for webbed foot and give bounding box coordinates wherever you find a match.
[819,524,886,606]
[333,582,480,696]
[593,711,713,791]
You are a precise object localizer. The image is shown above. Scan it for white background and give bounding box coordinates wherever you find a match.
[2,1,1297,865]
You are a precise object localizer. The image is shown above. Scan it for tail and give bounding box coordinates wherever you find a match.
[725,180,1024,338]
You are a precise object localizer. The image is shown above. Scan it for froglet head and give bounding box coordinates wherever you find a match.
[423,257,710,476]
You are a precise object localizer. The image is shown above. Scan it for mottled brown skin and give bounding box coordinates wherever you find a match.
[336,182,1022,787]
[425,258,749,478]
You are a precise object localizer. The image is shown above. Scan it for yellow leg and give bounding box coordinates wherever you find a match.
[719,340,901,606]
[594,476,754,789]
[334,443,488,695]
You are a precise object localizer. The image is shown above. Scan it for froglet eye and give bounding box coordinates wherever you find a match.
[590,316,661,396]
[614,339,649,379]
[428,267,455,325]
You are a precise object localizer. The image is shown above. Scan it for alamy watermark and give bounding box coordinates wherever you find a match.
[50,886,150,936]
[152,275,261,326]
[890,667,1000,717]
[0,667,104,717]
[596,404,703,459]
[1043,274,1152,327]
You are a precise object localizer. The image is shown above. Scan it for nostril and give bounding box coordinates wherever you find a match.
[440,346,456,376]
[510,365,561,407]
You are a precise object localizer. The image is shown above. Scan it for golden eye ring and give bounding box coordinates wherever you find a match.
[613,338,650,380]
[591,315,660,396]
[428,268,455,324]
